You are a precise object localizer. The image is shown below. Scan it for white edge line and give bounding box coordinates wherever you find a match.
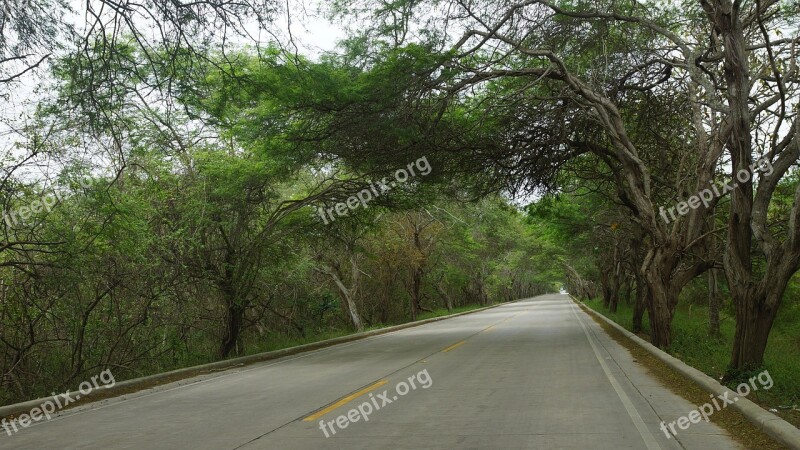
[569,301,662,450]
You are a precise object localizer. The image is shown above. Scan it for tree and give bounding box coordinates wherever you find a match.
[0,0,70,86]
[699,0,800,372]
[311,214,378,331]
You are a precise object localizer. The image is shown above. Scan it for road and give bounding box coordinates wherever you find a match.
[0,294,740,449]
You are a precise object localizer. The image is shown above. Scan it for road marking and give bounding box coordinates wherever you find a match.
[302,380,388,422]
[482,314,517,333]
[441,340,466,352]
[569,302,662,450]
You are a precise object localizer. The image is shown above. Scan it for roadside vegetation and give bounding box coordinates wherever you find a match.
[0,186,557,406]
[583,293,800,427]
[579,304,790,449]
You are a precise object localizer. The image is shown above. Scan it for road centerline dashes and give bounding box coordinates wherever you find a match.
[302,380,388,422]
[233,302,532,449]
[441,340,466,352]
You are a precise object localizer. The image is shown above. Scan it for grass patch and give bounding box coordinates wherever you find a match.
[583,297,800,430]
[577,301,787,450]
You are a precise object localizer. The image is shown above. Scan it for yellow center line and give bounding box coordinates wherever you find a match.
[481,314,518,333]
[441,340,466,353]
[302,379,389,422]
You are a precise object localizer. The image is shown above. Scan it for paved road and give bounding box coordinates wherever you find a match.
[1,294,740,449]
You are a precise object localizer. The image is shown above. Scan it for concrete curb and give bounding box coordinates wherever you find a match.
[571,296,800,450]
[1,299,519,419]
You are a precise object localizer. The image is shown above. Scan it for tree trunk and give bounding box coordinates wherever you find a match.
[600,260,622,312]
[330,273,364,331]
[410,266,423,320]
[708,269,721,337]
[218,262,248,358]
[608,283,620,313]
[622,276,633,305]
[632,273,648,334]
[646,284,675,348]
[435,281,454,312]
[727,263,795,373]
[600,269,612,308]
[219,302,245,358]
[609,246,622,312]
[320,263,364,332]
[343,292,364,331]
[643,249,680,348]
[729,290,778,372]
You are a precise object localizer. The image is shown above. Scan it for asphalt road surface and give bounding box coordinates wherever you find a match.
[0,294,741,449]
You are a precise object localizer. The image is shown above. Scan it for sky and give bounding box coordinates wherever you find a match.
[282,0,347,56]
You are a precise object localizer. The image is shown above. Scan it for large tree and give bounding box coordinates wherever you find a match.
[699,0,800,371]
